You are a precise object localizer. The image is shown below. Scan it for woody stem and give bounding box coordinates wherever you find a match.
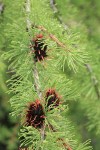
[26,0,45,144]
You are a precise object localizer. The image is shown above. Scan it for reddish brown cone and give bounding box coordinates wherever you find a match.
[45,89,60,110]
[26,100,45,129]
[30,34,48,62]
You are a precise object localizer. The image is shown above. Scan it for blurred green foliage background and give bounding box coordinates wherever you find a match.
[0,0,100,149]
[0,1,18,149]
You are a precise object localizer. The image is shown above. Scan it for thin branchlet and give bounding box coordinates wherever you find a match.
[26,0,45,144]
[31,24,71,52]
[0,2,4,14]
[50,0,68,30]
[85,64,100,99]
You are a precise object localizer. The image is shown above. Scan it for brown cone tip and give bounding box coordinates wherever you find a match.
[45,89,60,110]
[26,100,45,129]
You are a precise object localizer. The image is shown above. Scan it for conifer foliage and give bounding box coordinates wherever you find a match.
[2,0,93,149]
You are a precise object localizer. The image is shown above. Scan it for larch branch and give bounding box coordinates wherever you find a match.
[26,0,45,144]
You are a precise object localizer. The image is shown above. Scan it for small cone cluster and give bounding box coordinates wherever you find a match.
[26,89,61,129]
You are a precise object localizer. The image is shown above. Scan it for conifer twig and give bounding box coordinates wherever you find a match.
[32,24,70,52]
[85,64,100,99]
[26,0,45,143]
[0,2,4,14]
[33,63,42,99]
[50,0,58,13]
[50,0,68,30]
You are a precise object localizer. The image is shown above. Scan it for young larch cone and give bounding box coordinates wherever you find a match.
[30,34,48,62]
[45,89,60,110]
[26,100,45,129]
